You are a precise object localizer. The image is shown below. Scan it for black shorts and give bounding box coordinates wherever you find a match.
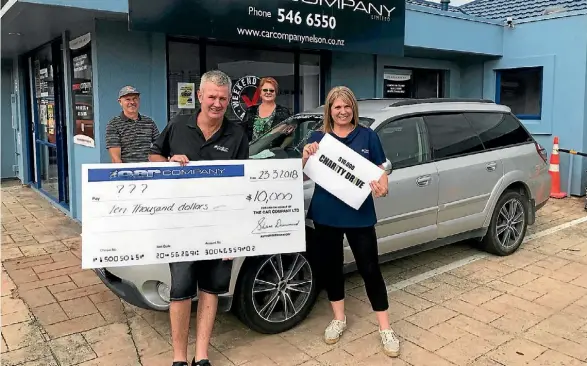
[169,259,233,301]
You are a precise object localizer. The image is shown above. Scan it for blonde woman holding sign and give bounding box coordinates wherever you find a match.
[301,86,400,357]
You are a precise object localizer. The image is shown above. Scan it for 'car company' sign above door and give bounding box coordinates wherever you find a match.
[128,0,405,56]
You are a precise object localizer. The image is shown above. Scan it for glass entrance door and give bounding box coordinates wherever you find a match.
[27,40,70,208]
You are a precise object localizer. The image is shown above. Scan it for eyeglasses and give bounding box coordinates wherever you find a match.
[262,88,275,93]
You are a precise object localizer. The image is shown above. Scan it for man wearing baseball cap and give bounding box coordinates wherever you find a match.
[105,85,160,163]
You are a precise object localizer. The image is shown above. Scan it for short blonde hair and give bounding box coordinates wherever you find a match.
[323,86,359,133]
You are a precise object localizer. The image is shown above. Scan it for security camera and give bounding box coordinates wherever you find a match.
[505,17,514,27]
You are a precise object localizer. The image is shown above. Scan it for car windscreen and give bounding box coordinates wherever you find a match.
[248,114,375,159]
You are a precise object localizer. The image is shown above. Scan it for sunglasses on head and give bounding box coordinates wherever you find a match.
[262,88,275,93]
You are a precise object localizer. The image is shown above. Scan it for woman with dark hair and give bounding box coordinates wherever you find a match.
[241,77,291,141]
[302,86,400,358]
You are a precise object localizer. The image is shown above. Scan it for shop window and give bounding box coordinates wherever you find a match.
[413,68,444,99]
[167,41,201,122]
[383,67,445,99]
[206,46,296,124]
[497,67,542,119]
[383,68,412,98]
[300,54,321,112]
[167,41,321,124]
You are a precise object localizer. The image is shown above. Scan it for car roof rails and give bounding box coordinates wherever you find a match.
[390,98,495,107]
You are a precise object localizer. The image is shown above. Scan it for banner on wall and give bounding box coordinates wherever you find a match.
[128,0,405,56]
[70,33,95,148]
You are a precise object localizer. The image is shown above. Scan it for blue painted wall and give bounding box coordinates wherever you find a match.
[93,19,167,162]
[376,55,461,98]
[1,61,17,179]
[21,0,127,13]
[481,14,587,195]
[405,5,503,56]
[330,53,375,98]
[60,19,166,221]
[330,52,463,99]
[62,18,168,221]
[459,63,484,98]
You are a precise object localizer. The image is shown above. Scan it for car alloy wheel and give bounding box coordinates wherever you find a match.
[495,198,525,249]
[251,253,313,323]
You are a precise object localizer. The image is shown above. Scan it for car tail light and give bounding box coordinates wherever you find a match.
[535,142,548,163]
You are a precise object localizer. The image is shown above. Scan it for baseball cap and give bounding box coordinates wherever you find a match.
[118,85,140,98]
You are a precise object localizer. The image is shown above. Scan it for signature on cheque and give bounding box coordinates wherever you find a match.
[252,216,301,234]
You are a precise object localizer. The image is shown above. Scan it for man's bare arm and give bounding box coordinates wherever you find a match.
[148,154,168,162]
[108,148,123,163]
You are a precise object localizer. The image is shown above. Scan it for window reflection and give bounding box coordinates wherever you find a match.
[206,46,295,124]
[166,41,322,125]
[300,54,321,112]
[168,41,201,121]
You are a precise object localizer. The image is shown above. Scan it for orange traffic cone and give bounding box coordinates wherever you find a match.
[549,136,566,199]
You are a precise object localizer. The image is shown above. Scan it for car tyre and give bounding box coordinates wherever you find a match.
[482,190,529,256]
[233,251,319,334]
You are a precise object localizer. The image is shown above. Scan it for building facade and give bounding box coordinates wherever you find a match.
[2,0,587,221]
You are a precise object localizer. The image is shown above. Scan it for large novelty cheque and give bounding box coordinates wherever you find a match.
[303,134,384,210]
[81,159,305,269]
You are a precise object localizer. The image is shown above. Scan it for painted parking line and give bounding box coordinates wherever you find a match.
[386,253,489,293]
[386,215,587,293]
[523,215,587,242]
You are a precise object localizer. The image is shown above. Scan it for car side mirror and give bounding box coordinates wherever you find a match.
[383,159,393,175]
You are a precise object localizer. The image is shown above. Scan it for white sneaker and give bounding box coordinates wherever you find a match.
[380,328,400,357]
[324,317,347,344]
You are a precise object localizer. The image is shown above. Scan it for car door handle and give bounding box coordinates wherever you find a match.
[416,175,431,187]
[486,162,497,172]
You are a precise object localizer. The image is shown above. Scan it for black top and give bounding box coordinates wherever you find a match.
[105,113,159,163]
[240,104,292,141]
[150,109,249,161]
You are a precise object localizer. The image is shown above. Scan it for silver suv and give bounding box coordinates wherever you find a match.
[95,98,551,334]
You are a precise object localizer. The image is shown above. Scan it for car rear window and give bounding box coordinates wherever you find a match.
[464,112,533,150]
[423,113,485,160]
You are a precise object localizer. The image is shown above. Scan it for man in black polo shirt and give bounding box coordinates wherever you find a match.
[149,70,248,366]
[105,86,160,163]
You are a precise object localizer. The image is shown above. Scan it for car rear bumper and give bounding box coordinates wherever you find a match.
[94,268,233,312]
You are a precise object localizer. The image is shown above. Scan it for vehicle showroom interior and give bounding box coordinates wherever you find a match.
[1,0,587,222]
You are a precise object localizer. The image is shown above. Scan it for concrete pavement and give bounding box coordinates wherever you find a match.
[2,182,587,366]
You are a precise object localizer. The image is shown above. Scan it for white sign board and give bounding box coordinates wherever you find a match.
[81,159,305,269]
[177,82,195,109]
[69,32,91,50]
[303,133,384,210]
